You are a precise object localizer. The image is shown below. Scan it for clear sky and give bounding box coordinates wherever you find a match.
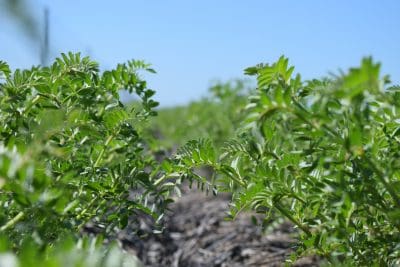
[1,1,399,106]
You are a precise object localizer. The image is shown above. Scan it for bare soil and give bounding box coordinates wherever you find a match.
[118,189,319,267]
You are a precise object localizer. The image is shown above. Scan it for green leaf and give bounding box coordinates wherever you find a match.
[0,61,11,78]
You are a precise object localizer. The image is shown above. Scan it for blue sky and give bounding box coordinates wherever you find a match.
[1,1,399,106]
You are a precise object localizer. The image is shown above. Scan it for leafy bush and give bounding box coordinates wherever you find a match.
[0,53,168,252]
[174,57,400,265]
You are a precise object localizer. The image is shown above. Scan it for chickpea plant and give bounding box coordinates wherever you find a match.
[174,57,400,265]
[0,53,170,265]
[1,53,399,266]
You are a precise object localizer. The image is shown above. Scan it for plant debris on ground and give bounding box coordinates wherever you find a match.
[119,188,319,267]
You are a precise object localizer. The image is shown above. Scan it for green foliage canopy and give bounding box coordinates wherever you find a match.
[174,56,400,265]
[0,53,165,251]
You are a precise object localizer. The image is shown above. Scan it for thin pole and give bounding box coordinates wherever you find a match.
[40,7,49,66]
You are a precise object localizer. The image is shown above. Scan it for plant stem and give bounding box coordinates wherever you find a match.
[94,133,115,167]
[23,95,41,115]
[274,201,312,237]
[364,156,400,208]
[0,211,24,232]
[76,196,98,220]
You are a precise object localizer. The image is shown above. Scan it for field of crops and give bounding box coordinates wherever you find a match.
[1,53,400,266]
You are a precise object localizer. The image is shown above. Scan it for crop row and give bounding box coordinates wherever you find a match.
[0,53,399,266]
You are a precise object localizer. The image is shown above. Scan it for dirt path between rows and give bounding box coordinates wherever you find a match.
[118,189,319,267]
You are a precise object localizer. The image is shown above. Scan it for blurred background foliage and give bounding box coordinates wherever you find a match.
[145,79,251,151]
